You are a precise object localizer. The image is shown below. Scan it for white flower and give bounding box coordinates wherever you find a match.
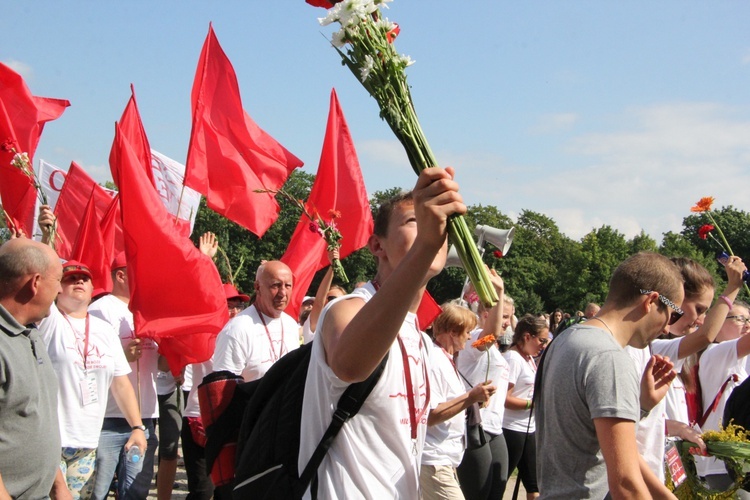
[374,0,393,7]
[360,54,375,82]
[331,29,348,48]
[398,54,415,67]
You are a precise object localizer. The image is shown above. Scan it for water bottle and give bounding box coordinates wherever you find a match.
[126,445,142,463]
[716,252,750,283]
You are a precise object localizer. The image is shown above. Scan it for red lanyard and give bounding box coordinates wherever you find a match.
[372,279,431,442]
[396,324,431,442]
[63,312,90,372]
[255,305,284,362]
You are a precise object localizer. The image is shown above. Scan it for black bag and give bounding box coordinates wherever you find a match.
[232,342,388,499]
[465,402,487,450]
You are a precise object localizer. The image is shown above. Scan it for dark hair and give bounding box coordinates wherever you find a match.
[670,257,715,300]
[512,314,548,345]
[606,252,683,310]
[373,191,413,238]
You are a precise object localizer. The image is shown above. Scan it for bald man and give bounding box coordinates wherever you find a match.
[212,261,300,382]
[0,238,70,499]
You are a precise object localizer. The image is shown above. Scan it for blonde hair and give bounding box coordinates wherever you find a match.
[433,303,477,336]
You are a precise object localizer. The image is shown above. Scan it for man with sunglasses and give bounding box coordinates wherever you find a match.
[536,252,683,499]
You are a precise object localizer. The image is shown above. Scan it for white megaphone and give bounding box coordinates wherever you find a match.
[475,225,515,257]
[445,245,464,269]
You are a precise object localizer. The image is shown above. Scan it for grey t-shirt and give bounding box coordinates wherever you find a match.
[536,324,639,500]
[0,304,60,499]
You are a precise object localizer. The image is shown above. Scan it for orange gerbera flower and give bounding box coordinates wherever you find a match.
[691,196,715,213]
[471,334,496,350]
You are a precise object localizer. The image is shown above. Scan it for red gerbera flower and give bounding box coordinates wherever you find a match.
[698,224,714,240]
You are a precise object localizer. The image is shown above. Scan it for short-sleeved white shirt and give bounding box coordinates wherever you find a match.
[455,328,509,435]
[422,343,466,467]
[502,349,536,432]
[40,304,130,448]
[89,294,159,418]
[212,305,299,382]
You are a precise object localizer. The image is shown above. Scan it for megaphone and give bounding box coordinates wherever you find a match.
[475,225,515,257]
[445,245,464,269]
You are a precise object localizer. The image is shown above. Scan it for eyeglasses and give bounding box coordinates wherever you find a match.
[727,315,750,325]
[227,304,246,312]
[640,289,684,325]
[538,337,549,346]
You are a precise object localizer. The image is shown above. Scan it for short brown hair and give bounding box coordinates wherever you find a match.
[606,252,683,309]
[373,191,413,238]
[513,314,548,345]
[433,303,477,336]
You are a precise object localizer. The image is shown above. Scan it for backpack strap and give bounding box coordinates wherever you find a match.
[296,352,390,496]
[697,373,739,428]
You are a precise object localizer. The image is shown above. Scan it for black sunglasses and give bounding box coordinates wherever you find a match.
[640,289,684,325]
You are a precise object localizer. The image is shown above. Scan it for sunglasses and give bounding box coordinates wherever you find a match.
[640,289,684,325]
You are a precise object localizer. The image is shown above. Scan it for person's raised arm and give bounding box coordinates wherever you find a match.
[677,256,746,359]
[308,249,338,334]
[321,167,466,383]
[38,205,55,246]
[482,269,504,338]
[198,231,218,259]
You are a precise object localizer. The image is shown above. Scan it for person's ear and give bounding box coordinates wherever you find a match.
[368,234,386,259]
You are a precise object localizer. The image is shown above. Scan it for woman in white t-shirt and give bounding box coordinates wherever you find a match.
[503,315,549,500]
[421,303,496,500]
[38,261,147,499]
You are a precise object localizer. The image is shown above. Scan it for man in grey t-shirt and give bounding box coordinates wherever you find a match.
[536,252,684,499]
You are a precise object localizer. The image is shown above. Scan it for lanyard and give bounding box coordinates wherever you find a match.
[255,305,284,362]
[63,313,90,373]
[371,279,431,444]
[396,326,430,443]
[434,340,459,378]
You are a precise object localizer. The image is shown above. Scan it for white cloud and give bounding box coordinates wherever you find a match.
[529,112,579,135]
[3,59,33,80]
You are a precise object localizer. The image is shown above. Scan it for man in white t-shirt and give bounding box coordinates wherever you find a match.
[299,167,465,498]
[212,260,299,382]
[89,255,160,500]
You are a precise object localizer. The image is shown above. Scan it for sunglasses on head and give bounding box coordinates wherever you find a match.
[640,289,684,325]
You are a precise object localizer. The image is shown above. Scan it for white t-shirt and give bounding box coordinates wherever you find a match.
[422,341,466,468]
[183,361,212,419]
[39,304,130,448]
[697,340,748,476]
[651,338,689,426]
[299,283,433,499]
[455,328,510,435]
[301,316,314,345]
[502,349,536,432]
[88,294,159,418]
[212,305,299,382]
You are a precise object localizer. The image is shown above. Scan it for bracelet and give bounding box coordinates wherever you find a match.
[132,425,146,432]
[525,399,532,410]
[719,295,733,308]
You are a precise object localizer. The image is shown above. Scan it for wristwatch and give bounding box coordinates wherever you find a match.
[132,425,146,432]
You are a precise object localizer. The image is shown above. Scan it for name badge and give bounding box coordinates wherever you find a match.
[80,372,98,406]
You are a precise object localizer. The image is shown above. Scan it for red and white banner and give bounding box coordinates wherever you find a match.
[151,149,200,236]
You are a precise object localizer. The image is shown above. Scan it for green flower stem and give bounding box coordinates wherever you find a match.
[708,212,750,298]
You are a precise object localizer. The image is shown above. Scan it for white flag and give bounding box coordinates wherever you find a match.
[31,159,69,240]
[150,149,201,236]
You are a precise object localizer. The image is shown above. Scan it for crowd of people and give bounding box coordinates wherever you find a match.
[1,166,750,499]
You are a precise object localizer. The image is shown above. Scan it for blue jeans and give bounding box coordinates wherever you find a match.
[92,417,158,500]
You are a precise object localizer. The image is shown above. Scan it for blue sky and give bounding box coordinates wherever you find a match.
[2,1,749,242]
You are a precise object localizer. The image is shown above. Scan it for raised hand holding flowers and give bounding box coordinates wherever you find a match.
[308,0,498,307]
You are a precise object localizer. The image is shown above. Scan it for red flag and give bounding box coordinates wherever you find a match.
[185,24,303,236]
[281,89,373,320]
[0,62,69,233]
[54,162,116,260]
[112,121,228,375]
[100,193,124,264]
[416,291,442,331]
[70,187,112,296]
[109,85,154,188]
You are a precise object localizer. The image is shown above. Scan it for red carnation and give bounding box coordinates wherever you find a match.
[493,250,503,259]
[1,138,16,153]
[386,24,401,44]
[698,224,714,240]
[305,0,341,8]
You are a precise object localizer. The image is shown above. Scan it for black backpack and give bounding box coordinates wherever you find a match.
[228,341,388,499]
